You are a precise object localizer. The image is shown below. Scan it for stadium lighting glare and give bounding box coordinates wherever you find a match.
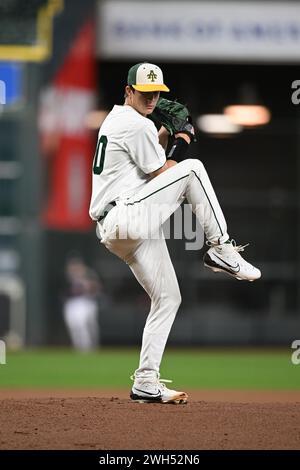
[224,105,271,127]
[85,110,109,129]
[196,114,242,134]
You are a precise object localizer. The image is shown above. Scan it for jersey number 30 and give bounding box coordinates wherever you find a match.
[93,135,108,175]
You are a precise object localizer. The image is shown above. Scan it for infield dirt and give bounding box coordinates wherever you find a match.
[0,390,300,449]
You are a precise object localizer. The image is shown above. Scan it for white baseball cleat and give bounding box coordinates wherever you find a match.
[203,240,261,282]
[130,373,188,404]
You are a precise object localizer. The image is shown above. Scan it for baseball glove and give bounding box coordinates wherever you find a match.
[150,98,196,142]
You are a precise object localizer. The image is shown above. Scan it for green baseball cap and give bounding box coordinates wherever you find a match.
[127,62,170,92]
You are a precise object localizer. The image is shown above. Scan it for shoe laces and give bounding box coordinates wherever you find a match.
[206,239,249,253]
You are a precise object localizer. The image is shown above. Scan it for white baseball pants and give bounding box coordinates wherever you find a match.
[63,296,99,351]
[98,159,228,376]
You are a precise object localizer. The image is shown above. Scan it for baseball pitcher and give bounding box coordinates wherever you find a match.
[89,63,261,404]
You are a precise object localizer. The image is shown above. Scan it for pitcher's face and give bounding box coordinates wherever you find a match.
[125,86,160,116]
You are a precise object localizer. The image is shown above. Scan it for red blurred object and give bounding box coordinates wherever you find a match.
[39,19,97,231]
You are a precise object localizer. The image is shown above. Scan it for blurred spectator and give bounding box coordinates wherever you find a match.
[62,254,102,351]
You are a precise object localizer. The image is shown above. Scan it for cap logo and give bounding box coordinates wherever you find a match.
[147,70,157,82]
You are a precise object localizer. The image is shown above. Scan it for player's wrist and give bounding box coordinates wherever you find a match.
[167,136,189,162]
[175,132,191,144]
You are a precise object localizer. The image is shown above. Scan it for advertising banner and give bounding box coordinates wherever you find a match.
[98,1,300,62]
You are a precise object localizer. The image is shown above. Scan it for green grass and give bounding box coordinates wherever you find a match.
[0,348,299,390]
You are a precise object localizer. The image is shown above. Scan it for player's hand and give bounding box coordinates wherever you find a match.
[149,159,177,179]
[166,159,177,168]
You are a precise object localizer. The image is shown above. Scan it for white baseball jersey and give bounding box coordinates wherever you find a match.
[89,105,166,221]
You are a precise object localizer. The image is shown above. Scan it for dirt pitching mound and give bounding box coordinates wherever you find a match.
[1,393,300,449]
